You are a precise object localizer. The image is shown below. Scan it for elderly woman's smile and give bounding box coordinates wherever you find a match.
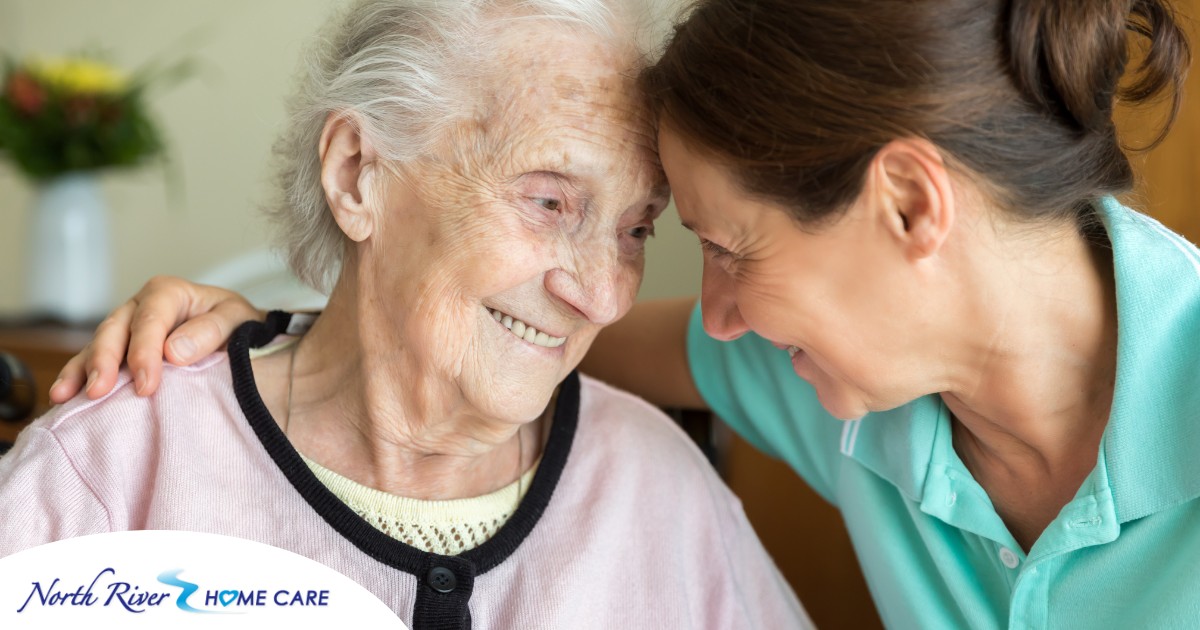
[487,308,567,348]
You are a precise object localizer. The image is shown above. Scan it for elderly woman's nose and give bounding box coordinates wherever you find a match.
[544,261,625,325]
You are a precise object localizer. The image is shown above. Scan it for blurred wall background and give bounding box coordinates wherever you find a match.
[0,0,703,316]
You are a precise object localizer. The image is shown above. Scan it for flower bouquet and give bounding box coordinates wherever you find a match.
[0,56,171,180]
[1,55,186,323]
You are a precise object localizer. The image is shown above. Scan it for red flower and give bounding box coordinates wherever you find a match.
[5,72,45,115]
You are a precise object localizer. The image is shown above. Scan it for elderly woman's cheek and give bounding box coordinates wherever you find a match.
[609,255,644,321]
[434,214,541,282]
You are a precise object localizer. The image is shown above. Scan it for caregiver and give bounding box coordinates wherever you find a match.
[50,0,1200,627]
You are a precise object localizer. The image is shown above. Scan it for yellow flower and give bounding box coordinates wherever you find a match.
[26,57,128,95]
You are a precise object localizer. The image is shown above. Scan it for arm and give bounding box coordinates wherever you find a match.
[54,279,705,411]
[714,489,812,627]
[579,296,706,409]
[0,426,111,556]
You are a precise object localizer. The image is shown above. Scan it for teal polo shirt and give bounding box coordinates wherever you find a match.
[687,198,1200,629]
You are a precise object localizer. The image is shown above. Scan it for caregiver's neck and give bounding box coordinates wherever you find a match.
[253,270,545,502]
[936,213,1117,552]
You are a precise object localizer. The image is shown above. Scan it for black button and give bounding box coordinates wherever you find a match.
[427,566,457,593]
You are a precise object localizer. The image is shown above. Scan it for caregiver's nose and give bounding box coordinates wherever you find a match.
[700,263,749,342]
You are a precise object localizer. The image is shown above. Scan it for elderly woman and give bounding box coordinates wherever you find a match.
[0,0,810,627]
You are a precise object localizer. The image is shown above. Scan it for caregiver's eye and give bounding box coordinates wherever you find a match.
[533,198,561,212]
[700,238,732,259]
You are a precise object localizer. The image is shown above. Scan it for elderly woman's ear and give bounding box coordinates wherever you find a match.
[319,113,380,243]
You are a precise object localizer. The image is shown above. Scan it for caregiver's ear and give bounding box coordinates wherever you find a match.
[868,138,955,260]
[319,112,378,242]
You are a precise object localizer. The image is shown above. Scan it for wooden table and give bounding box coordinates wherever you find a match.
[0,321,93,444]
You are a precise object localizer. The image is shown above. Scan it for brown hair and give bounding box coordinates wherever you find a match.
[641,0,1191,224]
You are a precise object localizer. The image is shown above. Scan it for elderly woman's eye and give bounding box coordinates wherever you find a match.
[628,224,655,240]
[533,198,561,212]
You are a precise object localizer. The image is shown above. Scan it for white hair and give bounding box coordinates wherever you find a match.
[266,0,682,293]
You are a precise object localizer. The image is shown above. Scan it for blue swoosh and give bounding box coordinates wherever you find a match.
[157,569,221,614]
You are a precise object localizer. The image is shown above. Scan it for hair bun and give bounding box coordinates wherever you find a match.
[1007,0,1189,145]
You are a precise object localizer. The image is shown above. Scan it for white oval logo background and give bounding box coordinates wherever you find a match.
[0,530,407,629]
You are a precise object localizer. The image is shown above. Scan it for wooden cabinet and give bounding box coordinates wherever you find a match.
[1117,0,1200,240]
[0,323,91,445]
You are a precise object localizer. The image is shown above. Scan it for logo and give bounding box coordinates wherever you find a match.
[0,531,405,628]
[16,566,332,614]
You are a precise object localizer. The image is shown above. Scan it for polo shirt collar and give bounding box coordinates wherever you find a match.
[836,395,941,504]
[1095,197,1200,523]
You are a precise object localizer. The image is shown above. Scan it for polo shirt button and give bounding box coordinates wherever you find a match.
[998,547,1020,569]
[427,566,457,593]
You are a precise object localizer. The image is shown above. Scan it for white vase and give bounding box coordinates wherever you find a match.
[24,173,113,324]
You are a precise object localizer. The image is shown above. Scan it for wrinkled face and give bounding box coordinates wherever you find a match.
[359,24,667,423]
[660,125,917,420]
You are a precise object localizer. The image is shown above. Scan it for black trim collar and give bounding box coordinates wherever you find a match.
[227,311,579,576]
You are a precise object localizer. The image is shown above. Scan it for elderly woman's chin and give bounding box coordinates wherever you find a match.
[463,368,563,424]
[476,383,555,424]
[463,325,594,424]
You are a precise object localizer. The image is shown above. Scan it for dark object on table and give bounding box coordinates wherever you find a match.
[662,407,724,470]
[0,351,36,424]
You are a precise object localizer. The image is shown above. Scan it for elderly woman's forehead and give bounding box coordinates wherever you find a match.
[483,56,646,132]
[422,19,660,185]
[485,20,638,91]
[488,13,629,57]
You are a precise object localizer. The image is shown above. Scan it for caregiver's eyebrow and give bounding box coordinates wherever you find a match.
[679,220,726,244]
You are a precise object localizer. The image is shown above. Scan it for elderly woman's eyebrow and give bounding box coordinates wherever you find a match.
[516,169,668,214]
[517,170,578,189]
[648,183,672,208]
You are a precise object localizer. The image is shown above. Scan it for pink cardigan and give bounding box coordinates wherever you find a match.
[0,314,811,629]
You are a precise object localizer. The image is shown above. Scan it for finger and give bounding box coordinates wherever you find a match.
[83,301,138,399]
[182,282,263,325]
[49,351,90,403]
[125,281,196,396]
[165,299,264,365]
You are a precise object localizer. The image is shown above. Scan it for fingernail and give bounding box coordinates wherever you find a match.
[135,369,148,395]
[86,371,98,393]
[50,377,63,394]
[170,336,197,361]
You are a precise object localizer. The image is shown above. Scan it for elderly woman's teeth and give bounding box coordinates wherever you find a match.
[488,308,566,348]
[787,346,800,357]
